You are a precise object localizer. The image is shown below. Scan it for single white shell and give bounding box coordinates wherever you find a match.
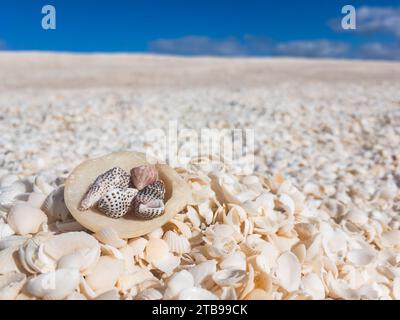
[94,226,127,248]
[163,230,191,254]
[347,250,375,266]
[25,268,80,300]
[212,268,246,287]
[0,272,26,300]
[145,238,169,264]
[152,253,180,275]
[219,251,247,271]
[178,287,218,300]
[301,273,325,300]
[189,260,217,286]
[276,252,301,292]
[41,186,70,222]
[164,270,194,300]
[85,256,124,292]
[7,204,47,235]
[128,237,148,256]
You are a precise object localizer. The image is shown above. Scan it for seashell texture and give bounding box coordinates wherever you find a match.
[7,203,47,235]
[2,59,400,300]
[131,165,158,190]
[163,230,190,254]
[79,167,131,211]
[97,188,138,218]
[132,181,165,220]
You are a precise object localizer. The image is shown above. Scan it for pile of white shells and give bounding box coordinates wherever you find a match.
[0,57,399,300]
[0,155,399,300]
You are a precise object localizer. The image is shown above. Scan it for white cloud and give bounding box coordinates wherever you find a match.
[273,40,349,58]
[149,36,349,58]
[357,6,400,38]
[149,36,246,56]
[330,6,400,38]
[359,42,400,60]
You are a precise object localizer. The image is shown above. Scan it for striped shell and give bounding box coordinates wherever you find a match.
[79,167,131,211]
[132,181,165,219]
[97,188,138,218]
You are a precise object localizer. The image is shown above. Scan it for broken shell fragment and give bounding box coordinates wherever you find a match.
[212,268,246,287]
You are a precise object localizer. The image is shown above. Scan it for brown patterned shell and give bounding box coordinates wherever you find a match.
[130,165,158,190]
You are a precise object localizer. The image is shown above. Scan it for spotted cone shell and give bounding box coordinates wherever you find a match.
[132,180,165,219]
[97,187,138,219]
[79,167,131,211]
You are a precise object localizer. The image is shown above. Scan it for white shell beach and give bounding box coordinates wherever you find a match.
[0,52,399,300]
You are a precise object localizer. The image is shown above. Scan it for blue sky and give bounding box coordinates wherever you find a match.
[0,0,399,60]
